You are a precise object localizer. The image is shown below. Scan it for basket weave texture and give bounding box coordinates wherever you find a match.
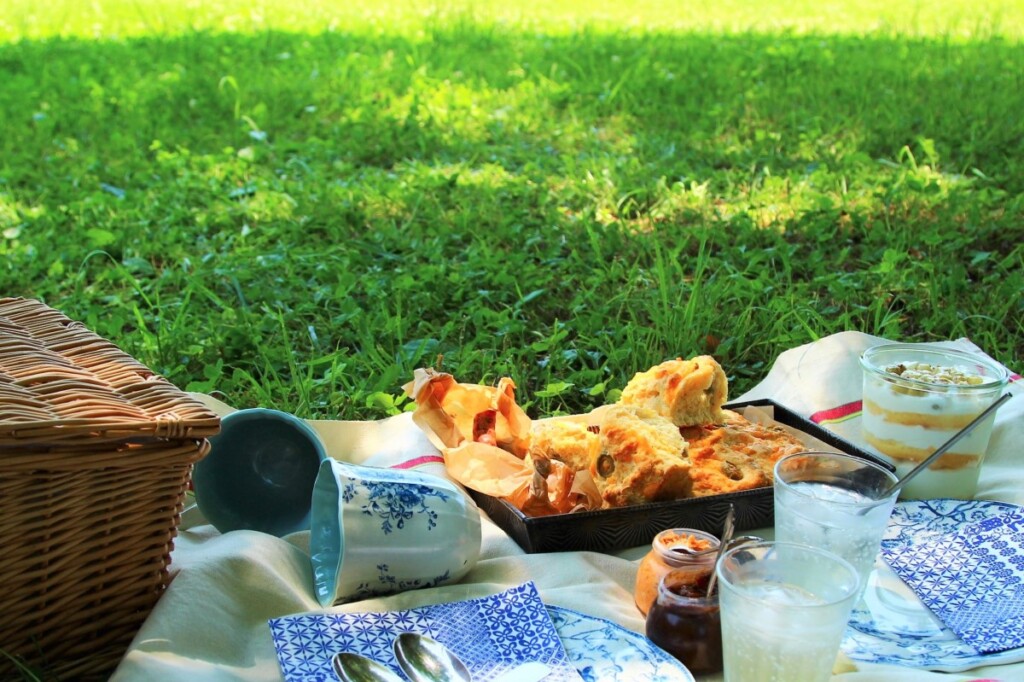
[0,297,221,680]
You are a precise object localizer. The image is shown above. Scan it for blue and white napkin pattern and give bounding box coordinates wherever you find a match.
[269,581,583,682]
[883,505,1024,654]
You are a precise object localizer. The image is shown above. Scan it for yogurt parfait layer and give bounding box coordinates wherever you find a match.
[859,344,1008,499]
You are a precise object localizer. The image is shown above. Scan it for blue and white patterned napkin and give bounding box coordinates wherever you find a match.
[883,506,1024,654]
[269,581,583,682]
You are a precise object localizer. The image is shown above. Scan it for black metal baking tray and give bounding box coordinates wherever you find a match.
[469,399,891,554]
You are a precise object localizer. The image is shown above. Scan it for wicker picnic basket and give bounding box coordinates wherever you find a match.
[0,297,221,680]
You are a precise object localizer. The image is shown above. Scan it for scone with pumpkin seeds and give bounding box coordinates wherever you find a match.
[681,410,806,495]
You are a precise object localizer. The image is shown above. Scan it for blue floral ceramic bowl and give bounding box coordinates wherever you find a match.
[310,459,482,605]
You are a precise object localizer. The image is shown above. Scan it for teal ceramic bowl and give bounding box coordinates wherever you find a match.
[193,408,327,536]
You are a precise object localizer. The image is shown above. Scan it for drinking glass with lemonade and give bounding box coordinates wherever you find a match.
[716,541,860,682]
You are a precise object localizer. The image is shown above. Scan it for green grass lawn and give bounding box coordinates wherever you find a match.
[1,0,1022,420]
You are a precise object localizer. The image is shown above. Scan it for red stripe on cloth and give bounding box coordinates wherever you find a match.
[390,454,445,470]
[810,400,863,425]
[1010,373,1022,382]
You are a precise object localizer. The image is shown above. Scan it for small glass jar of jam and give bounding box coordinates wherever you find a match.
[645,568,722,675]
[634,528,719,616]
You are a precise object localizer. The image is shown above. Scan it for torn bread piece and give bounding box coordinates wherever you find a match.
[527,419,601,474]
[620,355,728,427]
[593,405,691,507]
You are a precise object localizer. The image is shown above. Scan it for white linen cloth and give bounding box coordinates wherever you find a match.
[111,331,1024,682]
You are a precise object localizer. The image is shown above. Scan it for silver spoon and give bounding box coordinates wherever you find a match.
[332,652,405,682]
[393,632,471,682]
[867,392,1011,505]
[705,503,736,598]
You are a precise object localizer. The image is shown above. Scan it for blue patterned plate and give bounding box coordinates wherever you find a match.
[842,498,1024,672]
[547,606,695,682]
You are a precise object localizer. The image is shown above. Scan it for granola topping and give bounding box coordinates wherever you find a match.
[884,361,986,387]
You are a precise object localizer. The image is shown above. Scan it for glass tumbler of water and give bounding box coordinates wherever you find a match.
[773,451,899,597]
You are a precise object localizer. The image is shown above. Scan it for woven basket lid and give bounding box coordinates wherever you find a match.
[0,297,221,447]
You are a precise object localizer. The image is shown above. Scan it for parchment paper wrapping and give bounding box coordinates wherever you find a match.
[403,368,533,499]
[404,369,841,518]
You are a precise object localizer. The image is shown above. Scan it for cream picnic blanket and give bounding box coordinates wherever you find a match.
[110,331,1024,682]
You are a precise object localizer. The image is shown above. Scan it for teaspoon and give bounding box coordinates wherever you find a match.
[332,652,405,682]
[393,632,471,682]
[705,503,736,598]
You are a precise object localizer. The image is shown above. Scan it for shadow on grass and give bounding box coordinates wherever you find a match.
[1,26,1022,190]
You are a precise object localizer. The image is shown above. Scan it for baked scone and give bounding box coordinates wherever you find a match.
[527,419,601,473]
[593,405,691,507]
[681,410,806,496]
[620,356,728,427]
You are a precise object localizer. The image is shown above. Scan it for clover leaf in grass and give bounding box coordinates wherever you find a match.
[534,381,574,398]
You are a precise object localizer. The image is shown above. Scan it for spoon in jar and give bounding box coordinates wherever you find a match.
[862,392,1011,508]
[704,503,736,598]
